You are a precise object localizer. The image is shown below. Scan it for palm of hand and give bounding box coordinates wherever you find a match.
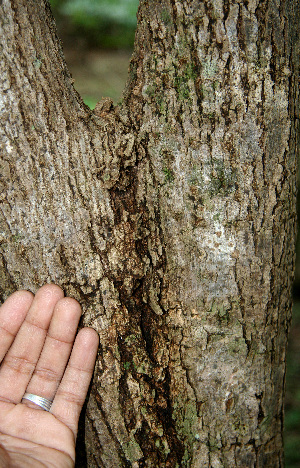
[0,402,75,467]
[0,285,99,468]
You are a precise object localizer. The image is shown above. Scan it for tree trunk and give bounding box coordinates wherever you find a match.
[0,0,299,466]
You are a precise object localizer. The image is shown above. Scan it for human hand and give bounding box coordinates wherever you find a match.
[0,284,99,467]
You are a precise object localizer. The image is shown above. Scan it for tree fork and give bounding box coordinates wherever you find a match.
[0,0,299,467]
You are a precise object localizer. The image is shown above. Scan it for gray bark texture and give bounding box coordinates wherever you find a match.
[0,0,299,466]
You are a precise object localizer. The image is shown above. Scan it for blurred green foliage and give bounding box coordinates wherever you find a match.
[285,301,300,467]
[50,0,139,49]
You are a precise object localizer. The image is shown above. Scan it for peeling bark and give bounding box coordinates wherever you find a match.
[0,1,299,467]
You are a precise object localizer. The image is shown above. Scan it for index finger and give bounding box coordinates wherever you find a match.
[0,291,34,363]
[50,327,99,437]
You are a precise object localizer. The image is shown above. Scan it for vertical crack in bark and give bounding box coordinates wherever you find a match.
[169,0,178,35]
[103,142,186,465]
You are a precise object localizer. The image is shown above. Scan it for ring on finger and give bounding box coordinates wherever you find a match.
[22,392,53,412]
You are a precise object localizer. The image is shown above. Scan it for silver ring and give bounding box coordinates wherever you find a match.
[22,393,53,412]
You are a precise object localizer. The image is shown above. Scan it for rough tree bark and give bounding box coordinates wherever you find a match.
[0,0,299,466]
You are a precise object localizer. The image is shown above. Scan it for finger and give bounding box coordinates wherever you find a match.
[0,284,64,404]
[23,297,82,403]
[0,291,34,363]
[50,328,99,436]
